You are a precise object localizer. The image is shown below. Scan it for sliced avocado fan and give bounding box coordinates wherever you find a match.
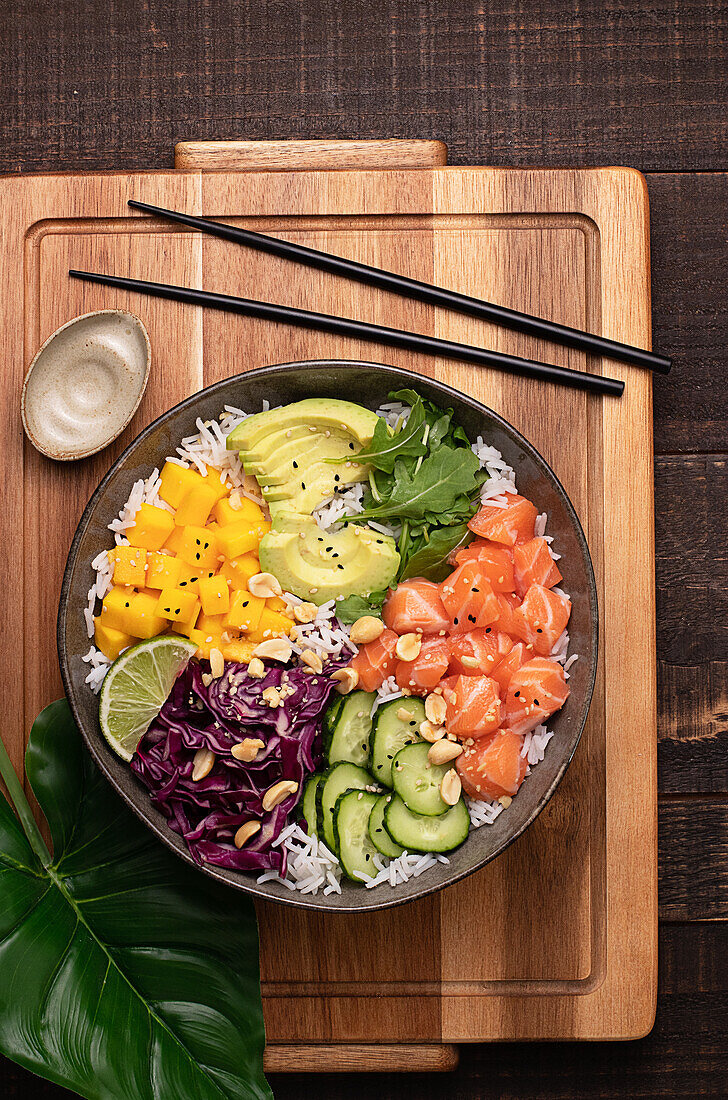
[259,513,399,605]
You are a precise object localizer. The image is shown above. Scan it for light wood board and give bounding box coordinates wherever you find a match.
[1,140,657,1069]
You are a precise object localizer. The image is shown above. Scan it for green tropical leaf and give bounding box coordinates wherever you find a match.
[0,700,271,1100]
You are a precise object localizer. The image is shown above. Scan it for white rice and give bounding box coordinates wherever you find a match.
[371,675,404,714]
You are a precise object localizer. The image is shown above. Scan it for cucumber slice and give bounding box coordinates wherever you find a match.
[322,694,345,743]
[318,761,375,853]
[391,741,451,816]
[368,793,404,858]
[325,690,376,767]
[333,790,381,882]
[301,774,323,837]
[384,794,470,854]
[369,696,425,787]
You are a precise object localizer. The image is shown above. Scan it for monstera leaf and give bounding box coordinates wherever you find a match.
[0,700,272,1100]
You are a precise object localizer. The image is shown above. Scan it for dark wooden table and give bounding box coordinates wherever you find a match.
[1,1,726,1096]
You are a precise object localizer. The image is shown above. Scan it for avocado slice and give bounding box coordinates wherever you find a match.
[227,398,380,515]
[259,512,399,605]
[226,399,379,453]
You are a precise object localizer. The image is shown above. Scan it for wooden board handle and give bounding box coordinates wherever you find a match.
[174,138,448,172]
[265,1043,459,1074]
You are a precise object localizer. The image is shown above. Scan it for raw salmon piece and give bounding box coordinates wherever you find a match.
[490,641,529,696]
[457,728,527,800]
[383,578,450,635]
[490,592,522,637]
[468,494,538,546]
[513,537,562,598]
[349,627,399,692]
[453,540,515,593]
[448,629,512,677]
[504,658,570,735]
[445,673,502,739]
[395,636,451,694]
[439,561,499,634]
[513,584,571,656]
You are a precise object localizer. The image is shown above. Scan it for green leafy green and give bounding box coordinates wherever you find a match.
[335,589,388,623]
[0,700,271,1100]
[356,448,484,525]
[399,523,473,583]
[331,398,427,473]
[388,389,471,450]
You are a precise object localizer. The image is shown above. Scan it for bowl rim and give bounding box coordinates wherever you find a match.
[58,359,598,913]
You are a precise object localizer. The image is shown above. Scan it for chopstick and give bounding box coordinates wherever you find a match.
[128,198,671,376]
[69,268,624,397]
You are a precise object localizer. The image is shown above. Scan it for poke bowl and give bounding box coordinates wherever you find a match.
[59,360,598,913]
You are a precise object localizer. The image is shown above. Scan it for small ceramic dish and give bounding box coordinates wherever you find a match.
[58,360,598,914]
[22,309,151,461]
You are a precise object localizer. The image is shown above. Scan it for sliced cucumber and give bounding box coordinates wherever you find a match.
[369,696,425,787]
[301,774,323,837]
[318,761,375,853]
[325,690,376,767]
[384,794,470,854]
[333,790,381,882]
[391,741,451,816]
[322,693,345,742]
[368,793,404,858]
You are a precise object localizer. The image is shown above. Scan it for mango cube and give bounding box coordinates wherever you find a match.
[197,611,227,635]
[159,462,206,508]
[187,628,224,660]
[163,526,188,555]
[223,590,265,633]
[155,588,199,623]
[198,573,230,616]
[216,522,260,560]
[177,564,215,591]
[219,553,260,592]
[175,526,220,570]
[100,587,168,639]
[222,638,257,663]
[249,607,294,642]
[109,545,148,587]
[174,482,219,527]
[94,618,137,661]
[200,468,229,503]
[267,595,288,614]
[126,503,175,552]
[170,603,200,637]
[145,552,183,590]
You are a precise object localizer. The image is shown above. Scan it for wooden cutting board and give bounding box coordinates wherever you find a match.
[2,139,657,1072]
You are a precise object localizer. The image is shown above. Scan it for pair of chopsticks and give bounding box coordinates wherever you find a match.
[69,198,671,398]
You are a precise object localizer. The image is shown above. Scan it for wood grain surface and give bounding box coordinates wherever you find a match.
[0,0,725,1096]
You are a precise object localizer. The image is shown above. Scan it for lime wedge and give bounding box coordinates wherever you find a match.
[99,636,198,762]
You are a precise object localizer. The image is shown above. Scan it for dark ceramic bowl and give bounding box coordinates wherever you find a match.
[59,361,597,913]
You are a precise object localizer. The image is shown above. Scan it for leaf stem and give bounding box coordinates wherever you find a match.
[0,732,51,866]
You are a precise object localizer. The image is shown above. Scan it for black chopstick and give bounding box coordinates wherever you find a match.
[128,198,670,375]
[69,268,624,397]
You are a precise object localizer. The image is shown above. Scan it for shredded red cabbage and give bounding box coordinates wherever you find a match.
[131,649,351,875]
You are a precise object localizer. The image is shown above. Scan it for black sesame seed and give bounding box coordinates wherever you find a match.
[195,553,201,561]
[326,546,334,552]
[337,564,344,570]
[317,538,324,543]
[472,587,479,593]
[301,482,306,490]
[292,461,298,469]
[349,442,355,450]
[536,628,543,633]
[125,602,130,607]
[453,617,459,625]
[485,627,492,633]
[242,601,249,607]
[334,475,340,482]
[514,691,520,697]
[534,699,540,706]
[196,538,201,545]
[468,614,476,623]
[175,608,181,616]
[376,540,384,545]
[365,853,371,861]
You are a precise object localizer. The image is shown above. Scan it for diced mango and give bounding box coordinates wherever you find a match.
[174,482,220,527]
[175,526,220,570]
[145,552,183,590]
[177,564,216,591]
[126,503,175,551]
[159,462,206,508]
[219,553,260,592]
[170,602,200,636]
[212,497,242,527]
[163,526,188,555]
[197,611,227,635]
[187,628,224,659]
[267,595,288,614]
[249,607,294,642]
[100,587,168,639]
[223,590,265,633]
[154,588,199,623]
[198,573,231,616]
[200,467,229,504]
[216,522,260,560]
[108,545,148,586]
[93,618,137,661]
[222,639,257,663]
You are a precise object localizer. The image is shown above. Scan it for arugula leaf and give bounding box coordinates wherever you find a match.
[335,589,388,623]
[399,523,473,582]
[332,399,427,473]
[357,447,484,524]
[388,389,470,449]
[0,701,271,1100]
